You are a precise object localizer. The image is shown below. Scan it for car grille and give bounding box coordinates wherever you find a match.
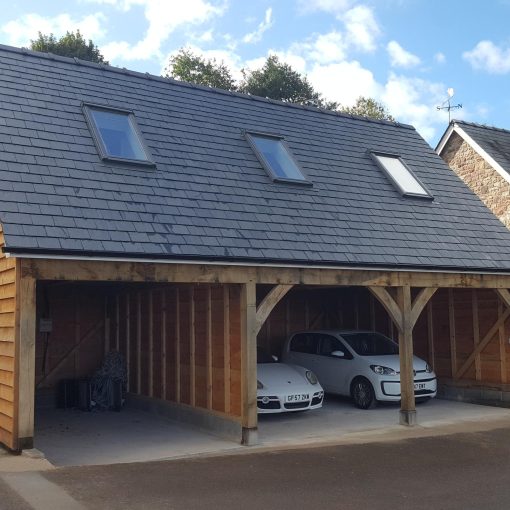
[257,399,280,410]
[311,395,323,406]
[284,401,310,410]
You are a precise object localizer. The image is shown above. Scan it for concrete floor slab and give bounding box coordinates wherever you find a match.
[35,407,241,467]
[257,396,510,446]
[33,398,510,467]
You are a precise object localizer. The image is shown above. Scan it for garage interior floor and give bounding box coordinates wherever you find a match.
[34,398,510,467]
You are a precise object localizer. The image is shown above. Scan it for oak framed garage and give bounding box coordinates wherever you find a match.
[4,257,510,451]
[2,45,510,453]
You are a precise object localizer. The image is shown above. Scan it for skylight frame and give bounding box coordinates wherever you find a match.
[82,102,155,168]
[370,150,433,200]
[245,130,312,186]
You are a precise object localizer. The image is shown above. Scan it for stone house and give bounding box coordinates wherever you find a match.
[436,120,510,228]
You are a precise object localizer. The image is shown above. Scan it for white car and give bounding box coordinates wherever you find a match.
[257,348,324,414]
[282,330,437,409]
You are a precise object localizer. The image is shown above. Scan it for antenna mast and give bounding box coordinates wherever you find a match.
[436,88,462,123]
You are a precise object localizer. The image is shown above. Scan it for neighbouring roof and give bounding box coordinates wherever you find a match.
[1,45,510,271]
[436,120,510,184]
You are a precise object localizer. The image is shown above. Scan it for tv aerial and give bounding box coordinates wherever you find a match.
[436,88,462,123]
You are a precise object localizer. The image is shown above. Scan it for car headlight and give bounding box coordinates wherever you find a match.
[370,365,397,376]
[425,363,433,373]
[257,380,263,389]
[305,370,318,385]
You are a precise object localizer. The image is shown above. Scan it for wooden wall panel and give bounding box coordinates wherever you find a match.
[193,286,208,409]
[34,285,107,404]
[108,283,242,420]
[0,227,17,449]
[164,288,177,402]
[211,286,225,413]
[229,285,242,418]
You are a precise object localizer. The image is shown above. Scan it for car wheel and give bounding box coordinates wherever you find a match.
[351,378,376,409]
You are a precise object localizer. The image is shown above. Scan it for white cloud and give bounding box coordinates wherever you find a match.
[1,12,106,47]
[342,5,380,52]
[387,40,420,68]
[463,40,510,74]
[381,73,447,140]
[288,31,347,65]
[309,60,381,106]
[100,0,226,62]
[434,52,446,64]
[297,0,354,16]
[242,8,273,44]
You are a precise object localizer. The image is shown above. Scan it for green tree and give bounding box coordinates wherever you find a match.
[30,30,108,64]
[239,55,337,109]
[339,96,395,121]
[163,49,395,121]
[165,48,236,91]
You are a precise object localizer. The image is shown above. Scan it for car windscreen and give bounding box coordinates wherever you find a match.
[340,333,399,356]
[257,348,276,363]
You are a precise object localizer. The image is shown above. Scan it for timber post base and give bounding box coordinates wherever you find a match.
[399,410,417,426]
[242,427,258,445]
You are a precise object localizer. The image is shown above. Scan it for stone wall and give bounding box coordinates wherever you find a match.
[441,132,510,228]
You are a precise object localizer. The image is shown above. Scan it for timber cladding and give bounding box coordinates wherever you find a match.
[0,228,16,450]
[112,284,242,419]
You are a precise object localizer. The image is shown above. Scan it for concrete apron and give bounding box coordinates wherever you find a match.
[6,397,510,469]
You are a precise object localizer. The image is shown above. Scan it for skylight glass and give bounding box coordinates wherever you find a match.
[372,153,431,198]
[246,133,309,184]
[84,105,153,165]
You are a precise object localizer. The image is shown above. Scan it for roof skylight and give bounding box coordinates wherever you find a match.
[371,152,432,199]
[84,104,154,166]
[246,132,310,185]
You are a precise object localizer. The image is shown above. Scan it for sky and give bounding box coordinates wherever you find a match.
[1,0,510,146]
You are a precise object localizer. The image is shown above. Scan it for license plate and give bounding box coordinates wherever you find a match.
[414,383,426,390]
[286,393,309,402]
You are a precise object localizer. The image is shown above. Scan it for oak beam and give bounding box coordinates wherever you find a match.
[410,287,438,327]
[21,258,510,289]
[255,284,293,337]
[368,287,403,332]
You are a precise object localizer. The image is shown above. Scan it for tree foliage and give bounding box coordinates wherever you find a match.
[164,48,394,121]
[30,30,108,64]
[165,48,236,91]
[339,96,395,121]
[239,55,336,109]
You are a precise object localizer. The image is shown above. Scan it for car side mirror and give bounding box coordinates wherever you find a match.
[331,350,345,358]
[272,354,279,362]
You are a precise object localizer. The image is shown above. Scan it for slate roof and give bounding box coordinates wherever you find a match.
[1,44,510,271]
[446,120,510,174]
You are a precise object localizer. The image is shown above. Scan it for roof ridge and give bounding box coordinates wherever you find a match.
[0,43,416,131]
[453,119,510,135]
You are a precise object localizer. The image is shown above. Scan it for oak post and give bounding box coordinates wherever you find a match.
[241,281,257,445]
[397,285,416,426]
[16,276,36,450]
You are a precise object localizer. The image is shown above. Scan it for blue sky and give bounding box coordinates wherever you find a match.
[2,0,510,145]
